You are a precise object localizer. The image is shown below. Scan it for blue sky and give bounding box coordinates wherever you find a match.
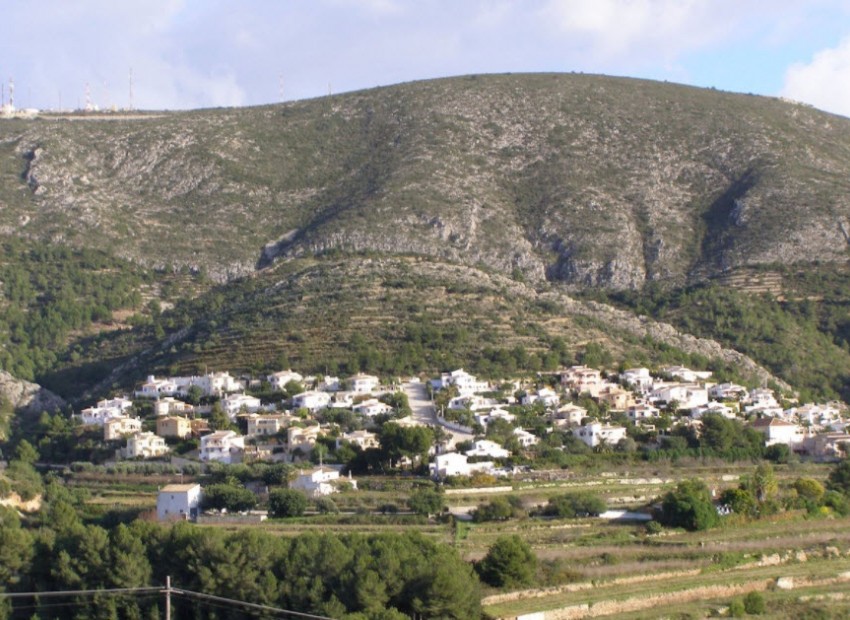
[2,0,850,117]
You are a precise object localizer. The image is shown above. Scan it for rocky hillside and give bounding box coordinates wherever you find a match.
[1,73,849,288]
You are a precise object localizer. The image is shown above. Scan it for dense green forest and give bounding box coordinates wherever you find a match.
[0,240,146,384]
[0,481,480,620]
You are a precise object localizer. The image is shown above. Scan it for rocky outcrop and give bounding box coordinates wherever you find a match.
[0,370,66,415]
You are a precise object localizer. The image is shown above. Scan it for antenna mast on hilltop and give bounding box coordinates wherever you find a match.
[8,78,14,109]
[129,67,134,110]
[278,73,284,103]
[85,82,92,111]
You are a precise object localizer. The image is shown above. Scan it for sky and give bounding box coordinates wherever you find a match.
[1,0,850,117]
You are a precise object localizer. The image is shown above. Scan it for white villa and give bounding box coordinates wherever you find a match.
[135,372,242,399]
[431,452,495,478]
[434,369,489,396]
[153,397,195,417]
[752,417,806,447]
[650,384,709,410]
[350,373,381,394]
[336,430,379,450]
[288,425,322,454]
[661,366,713,383]
[121,432,169,459]
[561,366,604,395]
[620,368,654,393]
[465,439,510,459]
[267,369,304,392]
[513,428,540,447]
[157,483,202,521]
[200,430,245,464]
[290,466,356,497]
[352,398,394,417]
[549,403,588,428]
[80,397,133,425]
[709,382,749,401]
[627,403,660,423]
[572,423,628,449]
[522,387,560,407]
[246,413,293,437]
[474,408,516,429]
[292,390,332,411]
[103,416,143,441]
[221,393,263,418]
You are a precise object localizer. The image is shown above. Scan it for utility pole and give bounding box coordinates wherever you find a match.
[165,575,171,620]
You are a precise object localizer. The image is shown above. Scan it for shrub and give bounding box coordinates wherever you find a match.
[545,491,606,518]
[659,479,719,531]
[476,535,537,588]
[314,497,339,514]
[268,489,308,518]
[744,591,766,614]
[729,598,746,617]
[200,484,257,512]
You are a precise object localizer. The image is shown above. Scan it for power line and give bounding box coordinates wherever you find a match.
[0,582,336,620]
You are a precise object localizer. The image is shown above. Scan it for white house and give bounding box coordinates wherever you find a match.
[620,368,654,393]
[246,413,293,437]
[650,384,709,410]
[267,369,303,392]
[153,397,195,417]
[121,432,169,459]
[103,416,143,441]
[352,398,394,417]
[474,408,516,431]
[200,430,245,464]
[434,369,489,396]
[292,390,332,411]
[746,388,780,409]
[430,452,495,478]
[336,430,379,450]
[465,440,510,459]
[709,382,748,401]
[448,395,496,411]
[522,387,560,407]
[136,376,181,398]
[752,417,806,447]
[287,425,322,454]
[290,466,356,497]
[561,366,603,395]
[319,375,341,392]
[221,393,263,418]
[572,423,628,449]
[549,403,588,428]
[513,428,540,447]
[80,397,134,425]
[157,483,202,521]
[691,401,736,419]
[349,373,380,394]
[627,403,660,423]
[661,366,713,383]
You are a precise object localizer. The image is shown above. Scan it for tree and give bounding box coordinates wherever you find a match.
[827,458,850,495]
[742,463,778,504]
[545,492,606,518]
[472,496,517,522]
[408,486,444,517]
[659,479,719,531]
[200,484,257,512]
[719,488,757,518]
[476,535,537,588]
[793,477,825,502]
[268,489,308,518]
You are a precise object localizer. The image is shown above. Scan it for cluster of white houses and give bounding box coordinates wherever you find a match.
[82,364,850,489]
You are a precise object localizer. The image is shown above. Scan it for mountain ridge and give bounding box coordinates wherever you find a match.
[2,73,849,288]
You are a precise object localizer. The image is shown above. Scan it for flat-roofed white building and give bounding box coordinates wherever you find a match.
[200,430,245,464]
[157,483,202,521]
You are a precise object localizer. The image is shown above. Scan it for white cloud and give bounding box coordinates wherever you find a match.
[538,0,737,62]
[782,36,850,118]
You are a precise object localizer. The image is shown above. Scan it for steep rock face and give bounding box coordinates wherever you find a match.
[1,74,849,288]
[0,370,66,415]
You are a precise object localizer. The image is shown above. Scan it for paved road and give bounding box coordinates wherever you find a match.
[401,381,474,450]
